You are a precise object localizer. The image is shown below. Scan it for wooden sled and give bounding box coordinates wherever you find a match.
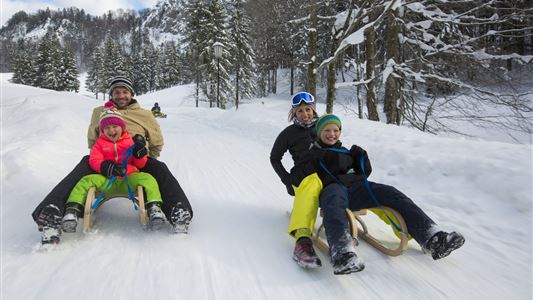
[313,206,409,257]
[83,186,148,232]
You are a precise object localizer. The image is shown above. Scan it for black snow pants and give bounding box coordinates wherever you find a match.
[319,182,436,252]
[32,155,193,223]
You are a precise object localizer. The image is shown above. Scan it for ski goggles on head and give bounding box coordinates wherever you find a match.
[291,92,315,107]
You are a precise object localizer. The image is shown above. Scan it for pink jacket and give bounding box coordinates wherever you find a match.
[89,131,147,176]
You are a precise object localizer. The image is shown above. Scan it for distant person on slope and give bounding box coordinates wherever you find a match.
[151,102,166,118]
[270,91,323,268]
[33,76,193,244]
[299,114,465,274]
[60,105,165,235]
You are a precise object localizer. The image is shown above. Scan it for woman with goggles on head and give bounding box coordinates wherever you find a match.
[270,91,324,268]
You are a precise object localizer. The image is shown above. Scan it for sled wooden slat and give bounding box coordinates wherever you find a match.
[83,187,96,232]
[137,186,148,226]
[313,207,409,257]
[83,186,147,232]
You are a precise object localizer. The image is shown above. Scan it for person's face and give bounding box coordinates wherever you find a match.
[103,125,123,142]
[319,123,341,146]
[294,104,315,123]
[111,87,132,108]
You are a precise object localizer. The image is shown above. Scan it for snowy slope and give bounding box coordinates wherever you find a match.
[1,78,532,300]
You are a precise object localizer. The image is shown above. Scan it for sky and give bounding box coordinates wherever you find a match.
[1,0,159,26]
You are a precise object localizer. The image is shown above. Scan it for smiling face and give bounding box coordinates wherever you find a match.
[294,104,316,124]
[111,87,133,108]
[102,124,123,142]
[319,123,341,146]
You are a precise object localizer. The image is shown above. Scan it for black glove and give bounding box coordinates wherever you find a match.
[350,145,367,159]
[100,160,126,178]
[350,145,372,176]
[132,134,148,159]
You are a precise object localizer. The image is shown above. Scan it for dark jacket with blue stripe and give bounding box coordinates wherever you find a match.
[293,140,373,188]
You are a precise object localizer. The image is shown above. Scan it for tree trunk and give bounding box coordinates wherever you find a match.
[365,26,379,121]
[384,8,400,125]
[290,64,294,96]
[307,0,318,97]
[235,67,240,110]
[272,67,277,94]
[355,45,362,119]
[326,59,336,113]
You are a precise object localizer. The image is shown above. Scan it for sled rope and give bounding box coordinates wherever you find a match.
[91,145,138,210]
[319,147,403,233]
[359,155,403,233]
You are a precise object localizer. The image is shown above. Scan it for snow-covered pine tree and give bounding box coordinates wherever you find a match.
[201,0,233,109]
[146,45,162,92]
[33,32,63,90]
[101,35,128,84]
[183,0,211,107]
[11,51,35,85]
[60,47,80,92]
[85,48,106,99]
[162,43,181,88]
[131,50,150,95]
[227,0,256,109]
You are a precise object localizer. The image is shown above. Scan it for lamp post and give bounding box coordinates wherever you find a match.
[213,42,223,108]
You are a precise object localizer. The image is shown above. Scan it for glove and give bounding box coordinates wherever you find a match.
[100,160,126,178]
[132,134,148,159]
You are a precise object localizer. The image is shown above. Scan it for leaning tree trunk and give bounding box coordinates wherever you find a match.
[365,26,379,121]
[383,8,401,125]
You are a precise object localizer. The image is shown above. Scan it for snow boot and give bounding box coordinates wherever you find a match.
[331,251,365,275]
[292,237,322,268]
[61,203,83,233]
[170,205,191,234]
[425,231,465,260]
[37,205,62,244]
[147,202,166,230]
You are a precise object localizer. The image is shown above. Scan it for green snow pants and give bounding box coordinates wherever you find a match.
[67,173,162,207]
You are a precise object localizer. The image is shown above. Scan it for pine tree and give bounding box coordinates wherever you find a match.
[184,0,211,106]
[227,0,256,109]
[201,0,233,109]
[85,48,106,98]
[131,51,150,95]
[162,43,181,88]
[60,47,80,92]
[34,32,63,90]
[11,51,35,85]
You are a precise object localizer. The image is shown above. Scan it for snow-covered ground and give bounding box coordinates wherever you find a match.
[1,75,532,299]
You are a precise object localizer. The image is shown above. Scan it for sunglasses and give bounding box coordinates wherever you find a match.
[292,92,315,107]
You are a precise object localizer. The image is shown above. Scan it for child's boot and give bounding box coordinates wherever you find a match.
[425,231,465,260]
[170,204,191,234]
[329,231,364,274]
[61,203,83,233]
[147,202,165,230]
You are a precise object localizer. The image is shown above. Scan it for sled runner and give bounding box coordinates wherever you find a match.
[313,206,409,257]
[152,111,167,118]
[83,186,148,232]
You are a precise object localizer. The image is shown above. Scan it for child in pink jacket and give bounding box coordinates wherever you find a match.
[61,104,165,232]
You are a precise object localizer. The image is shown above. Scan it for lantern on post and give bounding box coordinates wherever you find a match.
[213,42,224,108]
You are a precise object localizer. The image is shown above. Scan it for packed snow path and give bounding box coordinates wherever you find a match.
[1,81,531,299]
